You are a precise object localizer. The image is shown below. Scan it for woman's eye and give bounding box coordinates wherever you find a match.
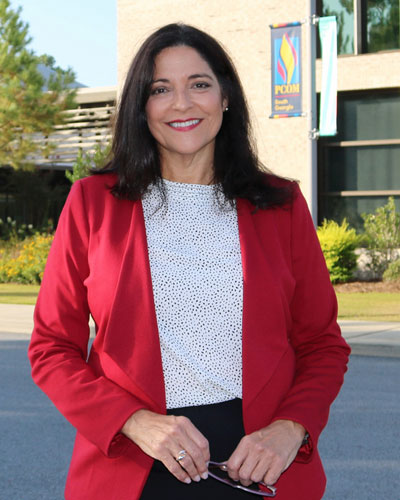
[151,87,167,95]
[193,82,210,89]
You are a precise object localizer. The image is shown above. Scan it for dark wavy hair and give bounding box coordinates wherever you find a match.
[98,23,293,209]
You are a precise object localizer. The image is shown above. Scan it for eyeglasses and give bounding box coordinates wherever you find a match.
[208,461,277,497]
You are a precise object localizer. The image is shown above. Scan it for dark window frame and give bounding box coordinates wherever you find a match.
[317,88,400,227]
[317,0,400,56]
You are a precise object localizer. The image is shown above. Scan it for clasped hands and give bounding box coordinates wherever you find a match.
[121,409,306,486]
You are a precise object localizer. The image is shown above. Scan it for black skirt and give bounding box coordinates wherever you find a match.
[139,398,259,499]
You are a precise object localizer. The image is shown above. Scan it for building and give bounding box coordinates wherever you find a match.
[31,86,116,170]
[0,86,116,228]
[117,0,400,228]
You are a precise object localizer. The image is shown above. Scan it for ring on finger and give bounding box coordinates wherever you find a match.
[175,449,187,462]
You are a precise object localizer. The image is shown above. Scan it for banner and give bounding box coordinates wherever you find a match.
[270,23,302,118]
[319,16,337,136]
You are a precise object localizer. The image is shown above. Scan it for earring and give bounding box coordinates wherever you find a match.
[224,106,229,112]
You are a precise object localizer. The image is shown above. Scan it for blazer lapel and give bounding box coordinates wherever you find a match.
[102,200,166,413]
[100,196,290,417]
[237,199,289,416]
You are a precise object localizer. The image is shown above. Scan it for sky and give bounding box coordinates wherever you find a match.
[9,0,117,88]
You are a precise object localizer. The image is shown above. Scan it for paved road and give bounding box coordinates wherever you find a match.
[0,340,74,499]
[1,338,399,499]
[319,354,400,499]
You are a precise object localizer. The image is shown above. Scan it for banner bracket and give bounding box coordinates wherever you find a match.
[310,14,320,25]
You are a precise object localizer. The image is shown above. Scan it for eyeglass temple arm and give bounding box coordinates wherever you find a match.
[208,461,277,497]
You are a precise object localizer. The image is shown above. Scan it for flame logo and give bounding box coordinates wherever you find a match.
[277,33,297,84]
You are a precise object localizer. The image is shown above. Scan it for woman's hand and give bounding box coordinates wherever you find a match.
[226,419,306,487]
[121,409,210,484]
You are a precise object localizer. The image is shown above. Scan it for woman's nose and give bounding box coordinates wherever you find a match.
[172,89,192,111]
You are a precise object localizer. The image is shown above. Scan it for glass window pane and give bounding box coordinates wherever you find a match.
[321,0,354,54]
[335,92,400,141]
[320,195,400,229]
[366,0,400,52]
[323,145,400,191]
[318,92,400,226]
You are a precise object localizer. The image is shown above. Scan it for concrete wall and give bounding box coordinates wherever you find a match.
[316,51,400,92]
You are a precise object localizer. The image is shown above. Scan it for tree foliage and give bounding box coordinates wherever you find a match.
[0,0,76,169]
[383,258,400,281]
[362,197,400,278]
[65,143,111,184]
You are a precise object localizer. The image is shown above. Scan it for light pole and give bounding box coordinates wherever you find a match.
[307,0,319,226]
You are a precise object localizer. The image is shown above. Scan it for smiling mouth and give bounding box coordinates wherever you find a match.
[167,119,202,131]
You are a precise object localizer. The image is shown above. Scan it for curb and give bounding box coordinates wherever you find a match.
[348,343,400,359]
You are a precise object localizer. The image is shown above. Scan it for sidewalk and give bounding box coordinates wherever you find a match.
[1,303,399,357]
[0,303,35,340]
[0,303,96,340]
[339,319,400,357]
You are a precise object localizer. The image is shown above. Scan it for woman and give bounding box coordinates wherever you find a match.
[28,23,350,500]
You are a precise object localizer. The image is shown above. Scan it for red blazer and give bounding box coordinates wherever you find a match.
[28,173,350,500]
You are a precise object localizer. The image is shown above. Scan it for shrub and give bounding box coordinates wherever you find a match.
[361,197,400,278]
[0,217,36,241]
[317,219,359,283]
[65,142,111,184]
[383,259,400,282]
[0,233,53,284]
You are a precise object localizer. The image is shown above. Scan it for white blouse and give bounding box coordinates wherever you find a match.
[142,179,243,408]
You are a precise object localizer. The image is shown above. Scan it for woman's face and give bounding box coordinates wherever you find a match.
[145,45,227,161]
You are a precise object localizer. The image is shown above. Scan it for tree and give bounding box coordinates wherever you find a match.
[362,197,400,278]
[65,143,111,184]
[0,0,76,169]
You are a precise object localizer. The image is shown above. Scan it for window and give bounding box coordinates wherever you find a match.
[365,0,400,52]
[318,90,400,229]
[317,0,400,54]
[318,0,354,54]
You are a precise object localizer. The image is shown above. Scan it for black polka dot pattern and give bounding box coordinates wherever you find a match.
[142,179,243,408]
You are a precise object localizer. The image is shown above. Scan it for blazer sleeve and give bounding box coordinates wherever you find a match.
[28,180,147,458]
[271,183,351,462]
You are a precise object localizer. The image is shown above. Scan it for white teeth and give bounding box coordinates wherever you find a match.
[169,119,200,128]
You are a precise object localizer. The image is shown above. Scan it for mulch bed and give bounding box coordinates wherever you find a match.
[334,280,400,293]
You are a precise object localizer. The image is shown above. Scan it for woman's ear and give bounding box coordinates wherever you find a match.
[222,97,229,111]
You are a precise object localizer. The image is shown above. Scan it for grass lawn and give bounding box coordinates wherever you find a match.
[0,283,40,305]
[0,284,399,322]
[336,292,400,322]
